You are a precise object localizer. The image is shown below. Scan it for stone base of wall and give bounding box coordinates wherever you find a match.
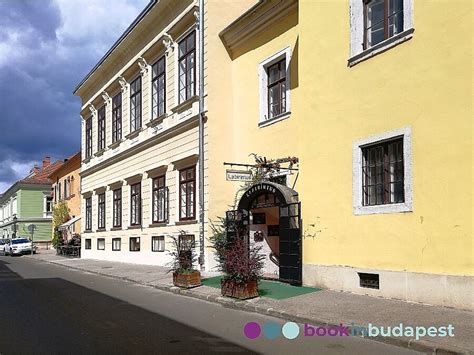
[303,264,473,310]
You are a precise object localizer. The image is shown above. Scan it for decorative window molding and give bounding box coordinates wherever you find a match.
[349,0,414,66]
[353,126,413,215]
[259,47,291,126]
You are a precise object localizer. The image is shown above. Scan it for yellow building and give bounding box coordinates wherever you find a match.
[49,152,82,240]
[210,0,472,309]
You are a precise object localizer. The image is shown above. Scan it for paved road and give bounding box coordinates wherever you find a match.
[0,255,419,354]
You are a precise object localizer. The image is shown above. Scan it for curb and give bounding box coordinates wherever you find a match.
[29,256,471,355]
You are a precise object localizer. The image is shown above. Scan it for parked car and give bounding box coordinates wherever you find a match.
[4,238,36,256]
[0,239,9,254]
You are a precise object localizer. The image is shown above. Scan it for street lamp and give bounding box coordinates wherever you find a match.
[12,215,17,238]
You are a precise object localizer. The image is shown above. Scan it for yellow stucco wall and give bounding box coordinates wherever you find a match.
[208,0,472,277]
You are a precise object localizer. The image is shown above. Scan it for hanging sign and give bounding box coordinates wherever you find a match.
[226,169,253,182]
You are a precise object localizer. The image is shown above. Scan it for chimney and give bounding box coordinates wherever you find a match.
[42,156,51,170]
[30,164,40,174]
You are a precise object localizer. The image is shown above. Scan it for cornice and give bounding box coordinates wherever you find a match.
[220,0,297,59]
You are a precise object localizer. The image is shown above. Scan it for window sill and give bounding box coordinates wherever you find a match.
[82,157,91,164]
[83,230,93,234]
[348,28,415,67]
[94,149,105,157]
[146,114,167,127]
[96,228,106,232]
[175,219,197,226]
[259,112,291,128]
[128,225,142,230]
[125,128,143,140]
[353,202,413,215]
[149,222,167,228]
[171,95,199,114]
[152,250,165,253]
[109,140,123,149]
[110,227,122,231]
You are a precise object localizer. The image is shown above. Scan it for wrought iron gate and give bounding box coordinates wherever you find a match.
[279,202,302,285]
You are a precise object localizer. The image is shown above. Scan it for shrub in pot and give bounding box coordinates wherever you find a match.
[168,232,201,288]
[210,219,265,299]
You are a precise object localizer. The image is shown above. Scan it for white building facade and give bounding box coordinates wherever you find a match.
[75,0,208,267]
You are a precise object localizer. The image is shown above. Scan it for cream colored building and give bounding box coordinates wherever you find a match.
[74,0,208,267]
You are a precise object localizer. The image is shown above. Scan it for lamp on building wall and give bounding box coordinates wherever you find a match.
[12,215,17,238]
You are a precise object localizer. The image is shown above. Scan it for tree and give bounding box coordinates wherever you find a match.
[52,201,70,248]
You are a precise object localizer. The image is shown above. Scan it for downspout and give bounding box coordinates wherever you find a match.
[198,0,205,270]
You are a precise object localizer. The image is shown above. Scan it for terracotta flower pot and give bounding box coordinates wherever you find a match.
[173,270,201,288]
[221,278,259,300]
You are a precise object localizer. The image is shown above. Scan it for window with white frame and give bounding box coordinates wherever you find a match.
[44,195,53,216]
[259,47,291,124]
[97,192,106,230]
[151,236,165,252]
[353,126,412,215]
[152,175,168,223]
[349,0,413,64]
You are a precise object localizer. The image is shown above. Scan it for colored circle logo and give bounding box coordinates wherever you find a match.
[243,322,261,339]
[262,321,280,339]
[282,322,300,340]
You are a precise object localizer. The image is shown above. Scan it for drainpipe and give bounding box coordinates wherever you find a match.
[198,0,205,270]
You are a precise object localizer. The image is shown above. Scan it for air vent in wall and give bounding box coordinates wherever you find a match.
[358,272,379,289]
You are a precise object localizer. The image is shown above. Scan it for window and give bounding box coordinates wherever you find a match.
[179,166,195,220]
[45,196,53,214]
[85,197,92,231]
[178,234,195,251]
[97,106,106,151]
[85,116,92,158]
[362,138,404,206]
[130,76,142,132]
[63,179,68,199]
[97,238,105,250]
[364,0,403,49]
[152,57,166,119]
[349,0,413,65]
[152,236,165,252]
[130,183,141,226]
[178,31,196,103]
[267,59,286,119]
[152,175,167,223]
[112,238,121,251]
[112,93,122,143]
[130,237,140,251]
[113,188,122,228]
[353,126,412,215]
[58,182,62,201]
[97,193,106,229]
[85,239,91,249]
[259,47,291,125]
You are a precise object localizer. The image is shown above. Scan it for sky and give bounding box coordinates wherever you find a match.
[0,0,149,193]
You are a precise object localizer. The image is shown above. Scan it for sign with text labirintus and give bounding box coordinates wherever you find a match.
[226,169,253,182]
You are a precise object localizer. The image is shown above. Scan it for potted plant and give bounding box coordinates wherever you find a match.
[168,232,201,288]
[210,218,265,299]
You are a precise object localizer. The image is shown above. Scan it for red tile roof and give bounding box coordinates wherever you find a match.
[19,160,64,185]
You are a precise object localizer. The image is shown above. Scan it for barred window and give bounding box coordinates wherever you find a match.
[362,138,404,206]
[178,31,196,103]
[152,236,165,252]
[112,93,122,143]
[152,175,167,223]
[97,238,105,250]
[152,56,166,119]
[97,193,106,229]
[113,188,122,228]
[85,239,91,249]
[112,238,121,251]
[130,76,142,132]
[130,237,140,252]
[130,183,141,226]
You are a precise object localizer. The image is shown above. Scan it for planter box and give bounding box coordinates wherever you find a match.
[221,279,259,300]
[173,270,201,288]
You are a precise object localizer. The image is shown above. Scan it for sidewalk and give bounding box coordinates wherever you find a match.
[26,251,473,354]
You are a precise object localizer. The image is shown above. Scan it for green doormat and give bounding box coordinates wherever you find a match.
[201,276,321,300]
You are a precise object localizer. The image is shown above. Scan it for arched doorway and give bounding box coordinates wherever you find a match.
[226,182,302,285]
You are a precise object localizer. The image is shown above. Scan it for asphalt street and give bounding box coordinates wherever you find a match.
[0,255,420,355]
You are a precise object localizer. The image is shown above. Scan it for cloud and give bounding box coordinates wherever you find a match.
[0,0,149,194]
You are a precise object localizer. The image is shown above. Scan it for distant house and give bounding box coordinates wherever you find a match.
[48,152,81,241]
[0,157,63,248]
